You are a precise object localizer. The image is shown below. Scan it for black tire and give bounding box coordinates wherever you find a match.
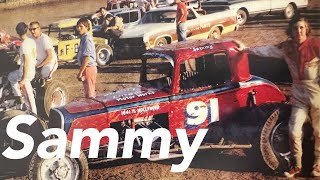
[96,44,113,67]
[36,80,69,118]
[0,110,46,174]
[284,4,296,19]
[260,104,291,172]
[28,141,89,180]
[155,37,168,47]
[236,9,248,25]
[208,27,221,39]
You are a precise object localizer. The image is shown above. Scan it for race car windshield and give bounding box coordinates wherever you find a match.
[140,56,173,91]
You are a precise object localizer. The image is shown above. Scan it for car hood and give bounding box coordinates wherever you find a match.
[121,23,174,39]
[64,85,170,113]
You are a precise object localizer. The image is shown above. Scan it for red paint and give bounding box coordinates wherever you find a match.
[62,39,286,150]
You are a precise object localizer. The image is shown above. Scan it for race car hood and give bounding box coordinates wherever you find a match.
[64,85,170,113]
[120,23,174,39]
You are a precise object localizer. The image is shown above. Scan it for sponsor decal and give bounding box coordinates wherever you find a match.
[121,104,160,116]
[192,44,213,52]
[108,88,156,102]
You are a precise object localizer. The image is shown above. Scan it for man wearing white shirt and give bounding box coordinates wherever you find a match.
[8,22,37,114]
[29,21,58,85]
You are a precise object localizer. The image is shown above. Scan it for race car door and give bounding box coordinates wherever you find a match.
[169,52,240,137]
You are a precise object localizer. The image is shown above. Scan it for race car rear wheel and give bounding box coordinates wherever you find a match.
[96,44,113,67]
[260,104,291,172]
[36,80,68,118]
[208,27,221,39]
[28,142,88,180]
[155,37,168,47]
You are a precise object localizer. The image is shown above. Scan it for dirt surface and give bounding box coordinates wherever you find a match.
[2,0,320,180]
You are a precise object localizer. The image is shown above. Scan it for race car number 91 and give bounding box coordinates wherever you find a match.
[185,98,219,129]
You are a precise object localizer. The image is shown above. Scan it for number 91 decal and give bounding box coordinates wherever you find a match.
[185,98,219,129]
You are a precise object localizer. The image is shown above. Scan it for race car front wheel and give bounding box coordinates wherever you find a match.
[28,141,88,180]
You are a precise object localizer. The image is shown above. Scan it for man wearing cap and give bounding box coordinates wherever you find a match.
[8,22,37,114]
[176,0,188,42]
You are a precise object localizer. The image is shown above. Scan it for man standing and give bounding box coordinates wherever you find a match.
[29,21,58,86]
[240,16,320,178]
[176,0,188,42]
[76,18,97,98]
[8,22,37,114]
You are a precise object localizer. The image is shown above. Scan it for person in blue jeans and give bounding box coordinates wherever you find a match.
[176,0,188,42]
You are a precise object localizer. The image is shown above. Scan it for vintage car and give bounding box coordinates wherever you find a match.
[47,18,113,67]
[92,7,142,35]
[115,6,239,58]
[201,0,309,25]
[0,39,294,179]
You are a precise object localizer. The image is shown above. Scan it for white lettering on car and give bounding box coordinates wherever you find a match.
[192,45,213,52]
[120,104,160,116]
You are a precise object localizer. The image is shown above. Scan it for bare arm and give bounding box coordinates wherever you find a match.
[77,56,90,80]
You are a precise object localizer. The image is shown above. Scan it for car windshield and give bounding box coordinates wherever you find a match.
[140,55,174,91]
[140,10,176,24]
[46,26,78,40]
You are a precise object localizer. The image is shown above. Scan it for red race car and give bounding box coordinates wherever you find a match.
[1,39,292,179]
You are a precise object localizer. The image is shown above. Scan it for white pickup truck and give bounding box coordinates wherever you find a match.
[201,0,309,25]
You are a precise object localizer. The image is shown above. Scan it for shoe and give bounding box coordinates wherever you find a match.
[311,164,320,177]
[284,166,301,178]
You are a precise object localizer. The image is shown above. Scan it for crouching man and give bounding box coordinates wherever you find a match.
[29,21,58,87]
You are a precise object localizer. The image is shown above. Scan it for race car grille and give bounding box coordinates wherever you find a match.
[48,108,63,129]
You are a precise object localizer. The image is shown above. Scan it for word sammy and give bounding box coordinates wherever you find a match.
[2,115,208,172]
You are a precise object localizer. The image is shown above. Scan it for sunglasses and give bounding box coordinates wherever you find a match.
[29,27,39,31]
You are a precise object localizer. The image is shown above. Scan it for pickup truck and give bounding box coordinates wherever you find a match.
[115,6,239,58]
[201,0,309,25]
[0,39,293,179]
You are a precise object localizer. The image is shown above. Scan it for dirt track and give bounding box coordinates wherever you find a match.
[2,0,320,179]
